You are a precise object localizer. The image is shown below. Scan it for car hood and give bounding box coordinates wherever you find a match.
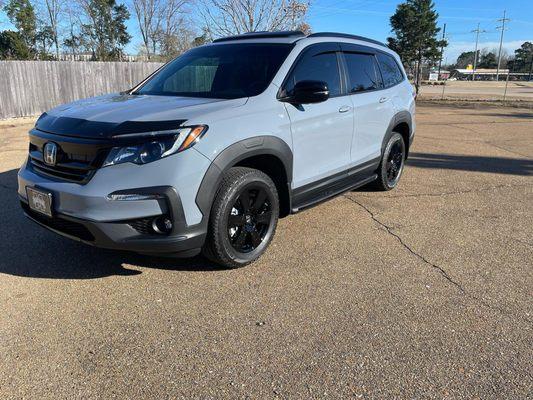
[36,93,247,139]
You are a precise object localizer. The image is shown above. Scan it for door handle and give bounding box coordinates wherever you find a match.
[379,97,389,103]
[338,105,351,113]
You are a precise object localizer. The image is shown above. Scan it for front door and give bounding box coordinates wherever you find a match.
[281,43,354,189]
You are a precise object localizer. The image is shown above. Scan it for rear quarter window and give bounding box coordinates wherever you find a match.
[376,53,404,88]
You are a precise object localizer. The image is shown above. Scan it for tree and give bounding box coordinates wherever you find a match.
[62,1,83,58]
[131,0,162,59]
[387,0,446,94]
[41,0,65,59]
[199,0,309,38]
[3,0,37,51]
[35,23,55,58]
[454,51,477,69]
[191,27,209,47]
[477,50,497,69]
[0,30,31,58]
[154,0,191,58]
[78,0,131,60]
[507,42,533,73]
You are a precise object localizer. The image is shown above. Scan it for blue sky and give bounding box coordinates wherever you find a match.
[305,0,533,64]
[1,0,532,64]
[124,0,533,63]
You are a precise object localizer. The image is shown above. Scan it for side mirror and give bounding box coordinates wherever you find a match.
[281,80,329,104]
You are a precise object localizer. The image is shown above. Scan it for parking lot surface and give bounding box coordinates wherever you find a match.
[419,81,533,101]
[0,103,532,399]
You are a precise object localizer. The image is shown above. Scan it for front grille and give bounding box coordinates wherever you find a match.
[21,202,95,241]
[29,158,94,183]
[28,129,110,184]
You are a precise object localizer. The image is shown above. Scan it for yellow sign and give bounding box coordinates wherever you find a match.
[466,64,473,70]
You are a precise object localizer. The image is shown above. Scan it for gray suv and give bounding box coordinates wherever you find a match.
[18,31,416,268]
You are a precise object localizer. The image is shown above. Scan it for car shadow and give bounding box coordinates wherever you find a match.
[407,152,533,176]
[0,169,224,280]
[462,112,533,120]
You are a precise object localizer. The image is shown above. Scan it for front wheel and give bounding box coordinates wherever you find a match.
[202,167,279,268]
[373,132,406,191]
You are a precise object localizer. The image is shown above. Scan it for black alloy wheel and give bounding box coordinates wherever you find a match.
[203,167,279,268]
[385,139,405,187]
[372,132,406,191]
[227,185,272,253]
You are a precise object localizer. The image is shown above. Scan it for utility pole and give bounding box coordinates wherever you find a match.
[527,49,533,81]
[471,23,486,81]
[437,23,446,81]
[496,10,510,81]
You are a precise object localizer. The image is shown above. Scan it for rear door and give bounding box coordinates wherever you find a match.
[281,43,354,189]
[340,44,396,165]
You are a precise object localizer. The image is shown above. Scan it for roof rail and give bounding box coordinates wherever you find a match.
[307,32,388,48]
[213,30,305,43]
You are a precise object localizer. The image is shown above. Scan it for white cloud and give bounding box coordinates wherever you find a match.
[443,40,532,65]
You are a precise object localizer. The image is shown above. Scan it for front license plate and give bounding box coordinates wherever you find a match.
[26,187,53,217]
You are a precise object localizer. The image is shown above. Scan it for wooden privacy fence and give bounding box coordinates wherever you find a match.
[0,61,164,119]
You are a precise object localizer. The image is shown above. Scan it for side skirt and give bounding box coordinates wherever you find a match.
[291,159,379,213]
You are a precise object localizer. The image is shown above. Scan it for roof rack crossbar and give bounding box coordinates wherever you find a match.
[213,30,305,43]
[307,32,388,48]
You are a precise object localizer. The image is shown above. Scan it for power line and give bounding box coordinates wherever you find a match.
[495,10,510,81]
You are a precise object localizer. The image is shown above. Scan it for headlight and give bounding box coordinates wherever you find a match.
[102,125,207,167]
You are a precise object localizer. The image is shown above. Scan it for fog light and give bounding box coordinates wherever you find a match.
[152,216,173,234]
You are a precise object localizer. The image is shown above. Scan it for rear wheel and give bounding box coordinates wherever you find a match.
[202,167,279,268]
[373,132,406,191]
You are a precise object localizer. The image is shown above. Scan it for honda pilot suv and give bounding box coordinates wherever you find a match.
[18,31,415,268]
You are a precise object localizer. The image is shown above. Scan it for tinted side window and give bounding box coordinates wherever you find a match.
[284,50,341,97]
[376,53,404,88]
[343,52,382,92]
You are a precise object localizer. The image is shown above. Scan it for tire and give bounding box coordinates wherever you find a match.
[373,132,406,191]
[202,167,279,268]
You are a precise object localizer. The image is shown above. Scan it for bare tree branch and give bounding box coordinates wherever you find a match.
[40,0,65,59]
[199,0,309,38]
[131,0,161,59]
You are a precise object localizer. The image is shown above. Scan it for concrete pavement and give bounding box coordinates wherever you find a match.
[0,104,531,398]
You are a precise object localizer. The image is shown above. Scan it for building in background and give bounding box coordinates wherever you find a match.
[449,68,531,81]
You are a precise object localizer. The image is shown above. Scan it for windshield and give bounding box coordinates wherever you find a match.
[135,43,293,99]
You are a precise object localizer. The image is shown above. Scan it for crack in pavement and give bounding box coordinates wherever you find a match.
[484,141,531,158]
[343,195,466,294]
[342,194,531,324]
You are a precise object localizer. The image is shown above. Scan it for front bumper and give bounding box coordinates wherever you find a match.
[18,149,211,256]
[20,198,206,256]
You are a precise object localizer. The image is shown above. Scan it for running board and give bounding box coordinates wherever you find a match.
[291,173,378,213]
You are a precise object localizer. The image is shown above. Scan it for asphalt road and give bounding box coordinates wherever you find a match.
[419,81,533,101]
[0,104,532,399]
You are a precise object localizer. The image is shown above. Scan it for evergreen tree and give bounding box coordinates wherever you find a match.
[454,51,478,69]
[507,42,533,73]
[0,30,31,59]
[477,51,497,69]
[3,0,37,52]
[387,0,446,94]
[79,0,131,60]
